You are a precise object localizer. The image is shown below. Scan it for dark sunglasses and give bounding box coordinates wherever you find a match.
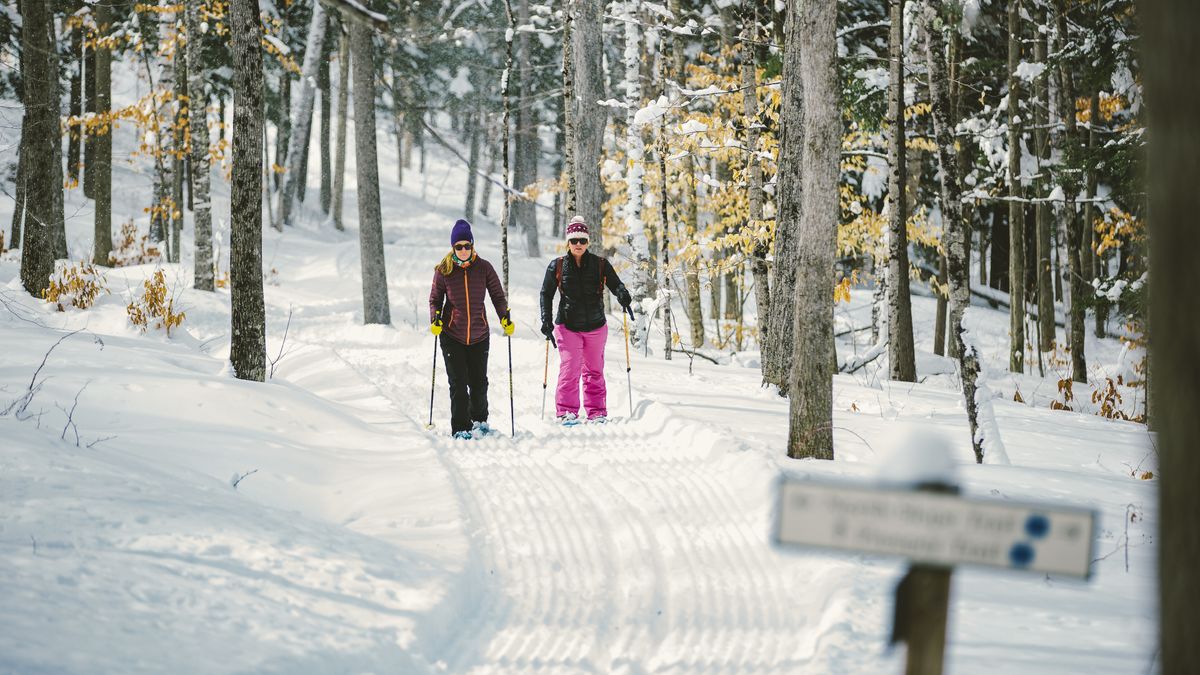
[568,238,588,246]
[454,243,473,251]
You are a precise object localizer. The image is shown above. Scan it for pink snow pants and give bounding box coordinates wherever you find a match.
[554,324,608,419]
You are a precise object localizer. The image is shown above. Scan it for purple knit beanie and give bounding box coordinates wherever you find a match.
[450,219,474,245]
[564,215,589,243]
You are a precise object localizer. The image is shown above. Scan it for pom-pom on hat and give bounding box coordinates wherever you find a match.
[450,219,474,245]
[564,215,589,243]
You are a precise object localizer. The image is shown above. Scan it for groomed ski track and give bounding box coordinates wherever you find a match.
[261,210,889,673]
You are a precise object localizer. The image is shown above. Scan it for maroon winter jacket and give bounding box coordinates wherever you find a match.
[429,255,509,345]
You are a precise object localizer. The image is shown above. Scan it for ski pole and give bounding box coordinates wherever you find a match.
[508,331,515,438]
[427,318,439,431]
[541,338,550,419]
[623,311,633,418]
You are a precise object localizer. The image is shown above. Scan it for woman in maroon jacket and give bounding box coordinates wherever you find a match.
[429,219,514,439]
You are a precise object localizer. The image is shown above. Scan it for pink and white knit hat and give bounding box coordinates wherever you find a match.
[565,215,589,243]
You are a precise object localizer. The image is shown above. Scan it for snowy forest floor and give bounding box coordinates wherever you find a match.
[0,101,1157,673]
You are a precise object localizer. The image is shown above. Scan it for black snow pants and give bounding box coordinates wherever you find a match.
[440,335,490,434]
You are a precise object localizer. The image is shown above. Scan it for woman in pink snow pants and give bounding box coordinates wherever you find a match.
[539,216,633,424]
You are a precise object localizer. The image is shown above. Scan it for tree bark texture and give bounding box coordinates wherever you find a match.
[93,0,113,266]
[561,3,576,216]
[1144,0,1200,669]
[229,0,267,382]
[926,3,983,462]
[1056,0,1086,383]
[886,0,916,382]
[761,0,804,392]
[1007,0,1026,373]
[10,114,27,250]
[349,19,391,324]
[500,0,515,290]
[465,109,481,224]
[572,0,608,243]
[332,30,349,231]
[83,36,97,199]
[18,0,63,296]
[786,0,837,460]
[319,26,333,215]
[742,0,770,353]
[1034,12,1054,352]
[67,25,82,184]
[187,0,214,291]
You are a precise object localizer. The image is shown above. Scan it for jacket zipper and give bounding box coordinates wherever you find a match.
[464,269,471,345]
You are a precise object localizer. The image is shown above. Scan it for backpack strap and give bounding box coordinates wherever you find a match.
[556,256,564,290]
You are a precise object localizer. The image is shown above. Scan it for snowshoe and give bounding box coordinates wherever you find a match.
[557,412,582,427]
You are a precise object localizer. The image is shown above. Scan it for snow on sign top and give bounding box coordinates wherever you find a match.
[774,480,1097,579]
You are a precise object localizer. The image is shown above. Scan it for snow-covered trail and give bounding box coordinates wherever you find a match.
[252,205,891,672]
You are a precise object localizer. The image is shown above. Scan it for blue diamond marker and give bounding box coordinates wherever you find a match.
[1009,542,1035,568]
[1025,514,1051,539]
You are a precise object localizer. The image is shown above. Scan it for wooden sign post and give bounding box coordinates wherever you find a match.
[773,477,1096,674]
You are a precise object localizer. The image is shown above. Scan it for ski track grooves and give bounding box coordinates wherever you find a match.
[321,337,817,673]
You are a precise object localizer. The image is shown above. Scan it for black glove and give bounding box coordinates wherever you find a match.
[541,322,557,348]
[616,286,632,308]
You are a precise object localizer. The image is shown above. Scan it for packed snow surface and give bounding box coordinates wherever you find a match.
[0,75,1155,673]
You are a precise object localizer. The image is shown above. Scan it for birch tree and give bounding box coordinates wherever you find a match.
[621,0,655,320]
[742,0,770,352]
[1055,0,1086,383]
[886,0,916,382]
[277,3,328,229]
[186,0,214,291]
[1034,8,1054,354]
[925,1,984,462]
[229,0,267,382]
[786,0,837,460]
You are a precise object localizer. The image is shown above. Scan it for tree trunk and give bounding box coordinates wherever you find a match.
[391,54,405,186]
[332,29,349,231]
[514,0,539,257]
[171,40,186,264]
[83,35,97,199]
[926,2,984,463]
[572,0,608,249]
[10,114,27,250]
[93,0,113,265]
[274,70,291,194]
[1145,1,1200,670]
[561,3,576,216]
[67,25,83,184]
[761,0,803,391]
[318,26,333,215]
[622,0,654,327]
[465,109,481,224]
[934,255,948,356]
[277,4,327,229]
[348,18,391,324]
[1088,91,1107,338]
[1035,10,1054,353]
[229,0,267,382]
[500,0,515,290]
[886,0,916,382]
[786,0,837,460]
[1006,0,1026,373]
[658,122,672,361]
[187,0,214,291]
[480,129,496,217]
[1056,1,1086,383]
[18,0,62,296]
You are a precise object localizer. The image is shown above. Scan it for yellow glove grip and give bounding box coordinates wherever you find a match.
[431,320,443,336]
[501,318,515,336]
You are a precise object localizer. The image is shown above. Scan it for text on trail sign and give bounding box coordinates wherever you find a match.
[774,480,1096,578]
